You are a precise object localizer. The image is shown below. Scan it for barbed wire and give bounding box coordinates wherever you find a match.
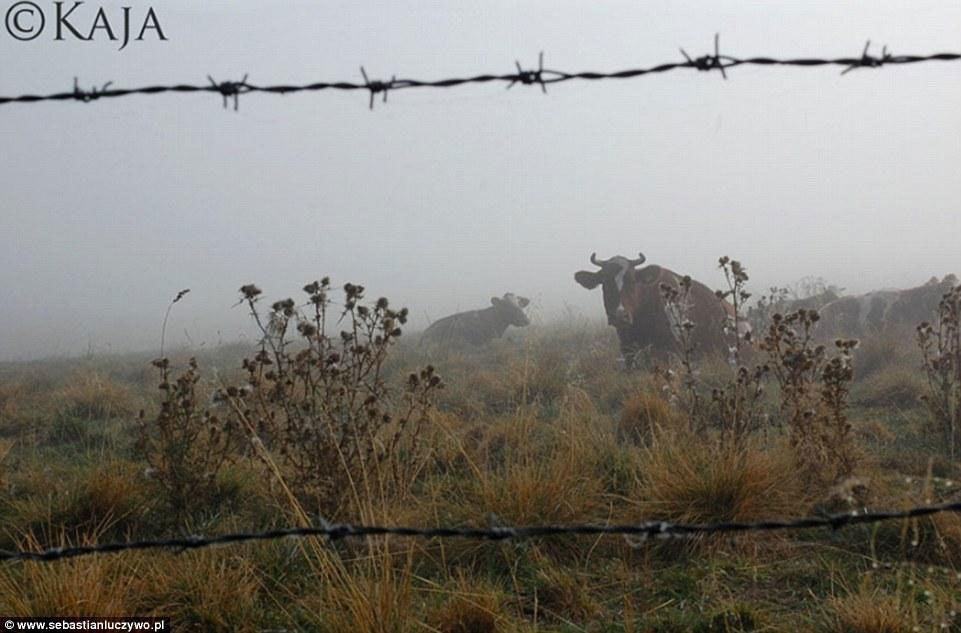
[1,37,958,110]
[3,498,961,563]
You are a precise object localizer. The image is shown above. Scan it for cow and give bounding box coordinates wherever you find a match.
[747,287,842,334]
[421,293,531,348]
[574,252,738,367]
[817,274,958,339]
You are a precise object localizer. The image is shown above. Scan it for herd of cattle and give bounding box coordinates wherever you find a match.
[419,252,958,364]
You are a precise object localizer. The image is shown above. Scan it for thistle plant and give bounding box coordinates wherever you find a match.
[657,276,704,431]
[218,279,443,515]
[747,286,790,336]
[917,283,961,458]
[710,257,771,446]
[657,260,770,445]
[715,256,751,365]
[760,309,858,484]
[137,357,235,524]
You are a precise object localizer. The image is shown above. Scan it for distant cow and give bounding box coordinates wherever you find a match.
[783,288,842,312]
[817,274,958,338]
[574,253,737,366]
[747,287,842,333]
[421,293,531,348]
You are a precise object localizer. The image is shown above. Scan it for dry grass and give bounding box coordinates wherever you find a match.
[0,439,11,488]
[426,574,506,633]
[531,563,602,623]
[0,535,144,616]
[854,333,915,379]
[633,431,807,527]
[3,458,152,547]
[297,544,417,633]
[445,414,610,527]
[53,370,138,420]
[827,584,913,633]
[140,551,263,632]
[854,366,927,409]
[616,389,686,446]
[3,312,961,629]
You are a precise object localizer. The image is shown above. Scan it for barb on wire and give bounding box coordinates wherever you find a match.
[207,74,250,110]
[73,77,114,102]
[507,51,548,93]
[3,499,961,564]
[360,67,395,110]
[680,33,729,79]
[1,40,959,109]
[841,40,892,75]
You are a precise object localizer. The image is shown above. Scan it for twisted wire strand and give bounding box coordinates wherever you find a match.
[3,499,960,563]
[1,42,957,108]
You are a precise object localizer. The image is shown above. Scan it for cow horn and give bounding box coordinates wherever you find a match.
[630,252,646,266]
[590,252,609,267]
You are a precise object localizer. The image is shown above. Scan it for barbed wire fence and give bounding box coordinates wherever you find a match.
[1,37,959,110]
[3,498,961,563]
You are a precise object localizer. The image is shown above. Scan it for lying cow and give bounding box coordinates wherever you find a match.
[421,293,531,348]
[817,274,958,339]
[575,252,738,366]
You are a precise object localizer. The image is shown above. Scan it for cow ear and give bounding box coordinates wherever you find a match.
[574,271,602,290]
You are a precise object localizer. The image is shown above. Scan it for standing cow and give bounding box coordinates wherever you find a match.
[421,293,531,348]
[574,252,736,366]
[817,274,958,338]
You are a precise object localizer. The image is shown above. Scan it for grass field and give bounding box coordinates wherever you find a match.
[1,296,960,632]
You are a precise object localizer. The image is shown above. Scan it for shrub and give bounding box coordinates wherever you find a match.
[218,279,443,516]
[761,309,859,486]
[136,357,234,524]
[657,257,771,446]
[917,282,961,458]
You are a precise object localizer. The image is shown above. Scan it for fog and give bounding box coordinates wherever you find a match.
[1,0,959,361]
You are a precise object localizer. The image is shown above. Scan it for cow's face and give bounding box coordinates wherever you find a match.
[491,293,531,327]
[574,252,646,326]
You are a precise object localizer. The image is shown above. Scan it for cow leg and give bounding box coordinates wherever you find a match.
[620,341,642,371]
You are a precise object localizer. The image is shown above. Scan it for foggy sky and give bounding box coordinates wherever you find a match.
[1,0,959,360]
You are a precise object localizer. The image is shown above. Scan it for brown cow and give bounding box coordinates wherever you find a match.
[817,274,958,339]
[575,253,738,367]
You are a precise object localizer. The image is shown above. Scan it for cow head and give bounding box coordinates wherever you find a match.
[491,293,531,327]
[574,252,646,326]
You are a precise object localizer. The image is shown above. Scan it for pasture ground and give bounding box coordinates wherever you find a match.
[1,319,959,632]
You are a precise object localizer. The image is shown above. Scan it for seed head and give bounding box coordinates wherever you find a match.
[240,284,262,300]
